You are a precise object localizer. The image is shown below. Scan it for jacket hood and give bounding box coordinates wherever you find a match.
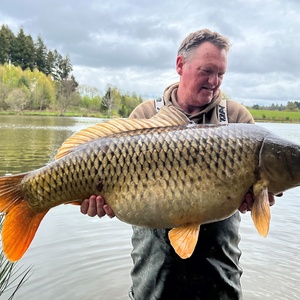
[162,82,223,124]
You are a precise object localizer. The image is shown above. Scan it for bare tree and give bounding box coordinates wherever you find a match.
[102,86,120,118]
[57,79,78,116]
[5,88,29,111]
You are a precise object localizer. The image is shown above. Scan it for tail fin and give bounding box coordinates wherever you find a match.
[0,174,48,262]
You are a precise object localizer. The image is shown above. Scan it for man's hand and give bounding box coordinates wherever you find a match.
[80,195,115,218]
[239,191,281,214]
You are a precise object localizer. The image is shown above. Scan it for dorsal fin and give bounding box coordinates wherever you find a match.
[55,106,190,159]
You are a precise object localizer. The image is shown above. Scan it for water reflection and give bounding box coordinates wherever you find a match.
[0,117,299,300]
[0,115,105,173]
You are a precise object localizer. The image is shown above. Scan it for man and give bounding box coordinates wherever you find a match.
[81,29,276,299]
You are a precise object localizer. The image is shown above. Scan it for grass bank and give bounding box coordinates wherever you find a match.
[0,109,109,118]
[248,109,300,123]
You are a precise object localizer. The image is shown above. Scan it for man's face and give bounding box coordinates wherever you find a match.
[176,41,227,110]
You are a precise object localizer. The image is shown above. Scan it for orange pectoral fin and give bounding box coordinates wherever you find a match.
[251,185,271,237]
[2,201,48,262]
[168,224,201,259]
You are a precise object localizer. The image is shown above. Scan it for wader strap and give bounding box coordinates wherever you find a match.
[218,99,228,124]
[154,97,165,112]
[129,289,135,300]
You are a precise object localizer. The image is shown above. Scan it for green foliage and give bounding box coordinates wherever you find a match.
[5,87,29,111]
[0,64,144,117]
[118,93,143,117]
[35,35,48,74]
[18,76,30,88]
[45,50,55,76]
[97,86,143,117]
[250,101,300,112]
[285,101,299,112]
[80,95,102,110]
[0,25,15,64]
[0,64,56,111]
[78,85,102,111]
[24,68,56,110]
[10,28,35,71]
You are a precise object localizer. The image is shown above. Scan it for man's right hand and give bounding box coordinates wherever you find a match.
[80,195,115,218]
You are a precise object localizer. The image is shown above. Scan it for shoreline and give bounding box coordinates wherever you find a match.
[1,109,300,123]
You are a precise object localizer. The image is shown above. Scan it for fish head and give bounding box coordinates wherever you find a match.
[259,133,300,194]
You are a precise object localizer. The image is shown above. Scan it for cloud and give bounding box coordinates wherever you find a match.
[1,0,299,104]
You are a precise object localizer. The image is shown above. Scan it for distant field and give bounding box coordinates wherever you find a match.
[248,109,300,123]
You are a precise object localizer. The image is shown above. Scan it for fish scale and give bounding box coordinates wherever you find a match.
[77,124,260,227]
[2,114,300,261]
[18,124,258,225]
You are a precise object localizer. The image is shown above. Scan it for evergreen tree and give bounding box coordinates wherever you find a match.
[57,54,73,80]
[11,28,35,70]
[286,101,298,111]
[70,74,78,91]
[11,27,26,67]
[35,35,48,73]
[45,50,55,76]
[0,25,77,84]
[51,49,63,81]
[294,101,300,110]
[0,25,15,64]
[24,35,35,70]
[118,95,128,117]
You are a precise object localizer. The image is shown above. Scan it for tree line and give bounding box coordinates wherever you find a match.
[251,101,300,112]
[0,25,142,117]
[0,25,74,80]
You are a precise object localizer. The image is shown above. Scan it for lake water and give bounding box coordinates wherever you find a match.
[0,116,299,300]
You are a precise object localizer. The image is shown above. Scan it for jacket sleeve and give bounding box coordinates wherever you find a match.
[227,100,255,124]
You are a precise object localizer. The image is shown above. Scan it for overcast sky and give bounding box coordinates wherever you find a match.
[1,0,299,106]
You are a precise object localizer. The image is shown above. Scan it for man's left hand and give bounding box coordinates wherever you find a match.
[239,191,281,214]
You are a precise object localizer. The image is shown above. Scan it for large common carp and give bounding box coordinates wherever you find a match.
[0,107,299,262]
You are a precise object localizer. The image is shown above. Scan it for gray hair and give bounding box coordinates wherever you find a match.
[177,29,231,58]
